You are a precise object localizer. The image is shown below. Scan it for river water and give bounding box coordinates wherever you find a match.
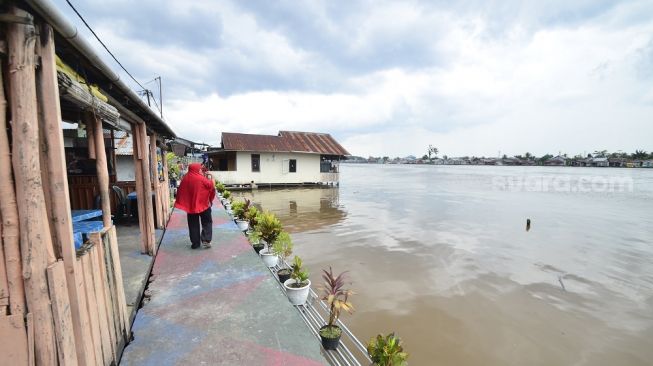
[240,164,653,365]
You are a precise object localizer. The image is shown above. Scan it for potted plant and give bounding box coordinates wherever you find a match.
[246,205,259,229]
[283,256,311,305]
[367,333,408,366]
[319,267,354,350]
[215,181,226,195]
[272,231,293,282]
[247,230,264,253]
[222,190,232,211]
[231,199,250,231]
[256,211,282,267]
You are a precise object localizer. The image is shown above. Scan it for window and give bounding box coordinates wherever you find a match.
[251,154,260,172]
[289,159,297,173]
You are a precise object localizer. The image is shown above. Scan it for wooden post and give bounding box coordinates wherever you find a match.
[36,23,92,365]
[131,124,148,254]
[138,124,156,254]
[0,35,25,317]
[87,113,112,228]
[150,134,163,229]
[80,252,103,366]
[162,150,170,221]
[107,227,129,333]
[7,7,58,365]
[86,115,96,160]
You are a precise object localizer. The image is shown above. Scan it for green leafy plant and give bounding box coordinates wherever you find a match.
[222,190,231,201]
[231,199,251,220]
[246,206,259,227]
[367,333,408,366]
[288,256,309,288]
[319,267,354,339]
[255,211,282,250]
[215,181,226,193]
[247,230,261,245]
[272,232,294,274]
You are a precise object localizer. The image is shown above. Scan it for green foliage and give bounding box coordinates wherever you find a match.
[166,152,180,177]
[321,267,354,327]
[255,211,282,247]
[289,256,309,286]
[222,190,231,200]
[247,230,261,245]
[319,325,342,339]
[367,333,409,366]
[272,231,293,261]
[231,199,251,220]
[246,206,259,227]
[215,181,226,193]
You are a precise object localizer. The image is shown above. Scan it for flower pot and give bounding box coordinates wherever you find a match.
[277,269,291,284]
[319,325,342,350]
[259,249,278,267]
[283,279,311,305]
[235,219,249,231]
[252,243,264,254]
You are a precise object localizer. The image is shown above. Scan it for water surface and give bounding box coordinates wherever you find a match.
[241,165,653,365]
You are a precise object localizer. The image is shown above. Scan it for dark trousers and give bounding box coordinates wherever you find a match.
[187,207,213,248]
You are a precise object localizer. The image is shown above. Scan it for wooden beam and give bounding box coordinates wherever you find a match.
[138,124,156,254]
[87,113,113,228]
[0,31,25,318]
[46,261,78,366]
[7,7,57,365]
[130,124,148,254]
[35,22,91,365]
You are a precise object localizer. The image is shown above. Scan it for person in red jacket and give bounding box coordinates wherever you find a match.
[174,163,216,249]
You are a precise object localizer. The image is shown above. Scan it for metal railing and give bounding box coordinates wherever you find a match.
[265,261,372,366]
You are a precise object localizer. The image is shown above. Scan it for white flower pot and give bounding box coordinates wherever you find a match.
[283,279,311,305]
[259,249,278,267]
[235,219,249,231]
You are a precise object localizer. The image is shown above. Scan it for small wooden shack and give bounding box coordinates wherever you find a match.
[1,1,175,364]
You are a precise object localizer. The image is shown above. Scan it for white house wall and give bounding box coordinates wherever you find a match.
[116,155,136,181]
[211,152,323,185]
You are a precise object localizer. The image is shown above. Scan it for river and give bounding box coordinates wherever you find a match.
[239,164,653,365]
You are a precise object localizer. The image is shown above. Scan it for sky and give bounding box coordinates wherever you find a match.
[53,0,653,158]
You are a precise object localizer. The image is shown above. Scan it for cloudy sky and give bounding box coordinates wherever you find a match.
[54,0,653,158]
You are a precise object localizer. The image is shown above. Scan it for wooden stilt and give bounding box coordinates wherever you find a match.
[138,124,156,254]
[46,261,78,366]
[7,8,57,365]
[36,23,92,365]
[131,124,148,254]
[0,35,25,318]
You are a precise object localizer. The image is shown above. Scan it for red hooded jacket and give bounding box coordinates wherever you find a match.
[174,163,215,214]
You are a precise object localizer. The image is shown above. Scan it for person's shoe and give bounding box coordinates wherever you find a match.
[191,244,200,250]
[202,241,212,249]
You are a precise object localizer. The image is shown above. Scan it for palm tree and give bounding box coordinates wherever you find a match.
[427,145,438,161]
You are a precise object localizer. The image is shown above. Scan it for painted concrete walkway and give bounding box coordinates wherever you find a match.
[120,199,327,365]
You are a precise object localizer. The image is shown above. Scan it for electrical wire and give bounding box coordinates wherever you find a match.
[65,0,147,92]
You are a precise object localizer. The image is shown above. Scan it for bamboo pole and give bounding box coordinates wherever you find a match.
[7,8,58,364]
[0,34,25,317]
[36,22,92,365]
[88,113,112,228]
[130,124,148,254]
[138,124,156,254]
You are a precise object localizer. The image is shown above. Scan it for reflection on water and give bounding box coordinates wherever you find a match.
[242,165,653,366]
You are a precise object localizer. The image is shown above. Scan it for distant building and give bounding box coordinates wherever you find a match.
[591,157,609,167]
[208,131,349,185]
[545,155,567,166]
[608,158,626,167]
[642,160,653,168]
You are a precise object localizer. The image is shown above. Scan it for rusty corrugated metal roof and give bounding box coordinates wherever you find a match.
[221,131,349,156]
